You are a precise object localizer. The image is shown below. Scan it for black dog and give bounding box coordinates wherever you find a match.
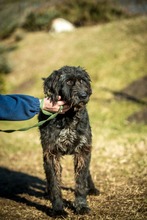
[38,66,99,216]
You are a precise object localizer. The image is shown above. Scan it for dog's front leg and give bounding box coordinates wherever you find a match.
[43,151,67,216]
[74,148,91,214]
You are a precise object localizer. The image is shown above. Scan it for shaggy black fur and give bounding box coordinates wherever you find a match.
[38,66,99,216]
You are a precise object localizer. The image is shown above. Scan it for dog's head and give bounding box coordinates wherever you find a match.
[43,66,92,110]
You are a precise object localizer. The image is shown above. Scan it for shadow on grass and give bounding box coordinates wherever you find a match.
[0,167,74,217]
[0,166,53,216]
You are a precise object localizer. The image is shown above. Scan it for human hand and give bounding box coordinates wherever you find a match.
[42,96,70,114]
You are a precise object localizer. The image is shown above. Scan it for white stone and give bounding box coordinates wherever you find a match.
[51,18,75,33]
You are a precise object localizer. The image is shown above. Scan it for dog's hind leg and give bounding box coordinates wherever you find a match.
[74,149,91,214]
[87,171,100,195]
[43,151,67,217]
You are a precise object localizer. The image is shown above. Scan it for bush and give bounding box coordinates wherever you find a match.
[0,0,129,37]
[0,21,18,40]
[0,45,12,92]
[22,9,59,31]
[22,0,129,32]
[0,45,12,74]
[0,57,11,94]
[0,56,11,74]
[0,74,6,93]
[56,0,129,27]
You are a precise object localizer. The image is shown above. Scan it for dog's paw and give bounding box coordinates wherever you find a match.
[88,188,100,196]
[74,206,91,215]
[52,209,68,218]
[74,200,91,215]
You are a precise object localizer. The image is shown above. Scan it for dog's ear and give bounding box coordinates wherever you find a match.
[78,67,92,95]
[43,70,60,103]
[42,77,46,81]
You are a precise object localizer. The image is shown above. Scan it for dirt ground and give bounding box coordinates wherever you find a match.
[0,139,147,220]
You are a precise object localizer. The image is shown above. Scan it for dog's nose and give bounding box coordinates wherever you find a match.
[79,92,87,98]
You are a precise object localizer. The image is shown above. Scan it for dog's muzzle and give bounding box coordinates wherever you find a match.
[71,91,89,110]
[79,92,88,99]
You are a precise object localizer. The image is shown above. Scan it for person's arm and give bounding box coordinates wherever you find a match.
[0,94,40,121]
[0,94,70,121]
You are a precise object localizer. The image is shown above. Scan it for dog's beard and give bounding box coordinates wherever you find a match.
[73,102,85,111]
[59,88,90,111]
[69,96,89,111]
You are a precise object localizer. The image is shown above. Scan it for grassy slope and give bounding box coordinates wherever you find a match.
[0,16,147,219]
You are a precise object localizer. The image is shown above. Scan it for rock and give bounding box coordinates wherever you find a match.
[51,18,75,33]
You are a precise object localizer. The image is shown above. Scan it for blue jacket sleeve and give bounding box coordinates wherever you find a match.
[0,94,40,121]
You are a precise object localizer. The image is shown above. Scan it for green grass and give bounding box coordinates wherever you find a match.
[0,16,147,219]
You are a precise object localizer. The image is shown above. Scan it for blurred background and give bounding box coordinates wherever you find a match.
[0,0,147,219]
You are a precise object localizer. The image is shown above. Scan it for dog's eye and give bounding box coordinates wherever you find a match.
[79,79,85,84]
[67,80,74,86]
